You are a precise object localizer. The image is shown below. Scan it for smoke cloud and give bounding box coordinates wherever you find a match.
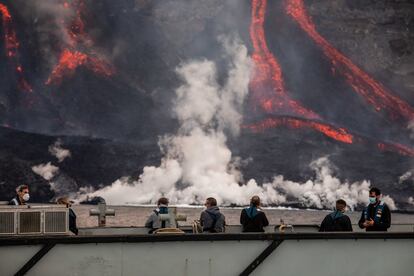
[49,139,71,163]
[81,36,396,210]
[32,162,59,181]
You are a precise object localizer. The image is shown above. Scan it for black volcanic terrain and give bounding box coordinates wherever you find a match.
[0,0,413,209]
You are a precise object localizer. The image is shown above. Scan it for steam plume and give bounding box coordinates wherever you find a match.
[32,162,59,181]
[49,139,71,162]
[81,36,396,210]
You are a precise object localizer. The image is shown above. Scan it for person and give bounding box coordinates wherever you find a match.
[8,184,30,205]
[319,199,353,232]
[358,187,391,231]
[240,196,269,232]
[200,197,225,233]
[145,197,174,233]
[57,197,78,235]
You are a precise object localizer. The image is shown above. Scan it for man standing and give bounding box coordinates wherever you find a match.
[8,184,30,205]
[200,197,225,233]
[319,199,353,232]
[358,187,391,231]
[240,195,269,232]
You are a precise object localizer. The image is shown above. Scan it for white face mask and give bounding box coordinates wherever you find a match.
[22,193,30,202]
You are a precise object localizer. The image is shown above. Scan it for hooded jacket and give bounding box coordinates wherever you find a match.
[200,206,225,233]
[145,205,174,233]
[319,210,353,232]
[240,206,269,232]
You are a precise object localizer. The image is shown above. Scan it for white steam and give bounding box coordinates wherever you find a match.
[32,162,59,181]
[82,36,396,210]
[49,139,71,163]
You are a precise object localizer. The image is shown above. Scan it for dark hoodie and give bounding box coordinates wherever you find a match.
[200,206,225,233]
[319,210,353,232]
[240,206,269,232]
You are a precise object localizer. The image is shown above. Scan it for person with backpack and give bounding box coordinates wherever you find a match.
[240,195,269,232]
[319,199,353,232]
[358,187,391,231]
[145,197,174,233]
[200,197,225,233]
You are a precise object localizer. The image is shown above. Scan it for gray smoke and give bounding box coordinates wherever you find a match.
[81,35,396,210]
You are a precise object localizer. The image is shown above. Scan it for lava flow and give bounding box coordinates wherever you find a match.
[46,49,114,85]
[0,3,32,92]
[46,0,114,85]
[246,117,414,156]
[247,117,354,144]
[285,0,414,121]
[250,0,319,119]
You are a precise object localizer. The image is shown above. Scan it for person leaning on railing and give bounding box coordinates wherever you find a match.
[240,195,269,232]
[8,184,30,205]
[319,199,352,232]
[57,197,78,235]
[199,197,226,233]
[145,197,174,234]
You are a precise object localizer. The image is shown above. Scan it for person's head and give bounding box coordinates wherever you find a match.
[16,184,29,202]
[204,197,217,208]
[335,199,347,212]
[56,197,73,208]
[369,187,381,204]
[157,197,169,206]
[250,195,261,207]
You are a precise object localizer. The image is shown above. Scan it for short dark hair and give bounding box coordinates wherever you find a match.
[206,197,217,206]
[336,199,347,209]
[369,187,381,196]
[250,195,260,206]
[157,197,169,206]
[16,184,28,193]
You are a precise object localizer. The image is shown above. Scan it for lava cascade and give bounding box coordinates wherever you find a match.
[247,0,414,157]
[0,3,32,92]
[285,0,414,121]
[247,117,354,144]
[46,0,114,85]
[246,117,414,156]
[250,0,319,120]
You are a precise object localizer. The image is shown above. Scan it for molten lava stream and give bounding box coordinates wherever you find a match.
[0,3,32,92]
[285,0,414,121]
[246,117,414,157]
[247,117,354,144]
[250,0,319,120]
[46,49,114,85]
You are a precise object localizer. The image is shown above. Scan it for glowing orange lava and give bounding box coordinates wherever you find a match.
[46,0,114,85]
[0,3,32,92]
[250,0,319,119]
[247,117,354,144]
[285,0,414,121]
[46,49,114,85]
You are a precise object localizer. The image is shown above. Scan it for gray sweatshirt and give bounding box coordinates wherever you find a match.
[200,206,226,233]
[144,205,174,232]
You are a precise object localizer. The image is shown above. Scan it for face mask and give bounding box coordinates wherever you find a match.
[22,193,30,202]
[369,197,376,204]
